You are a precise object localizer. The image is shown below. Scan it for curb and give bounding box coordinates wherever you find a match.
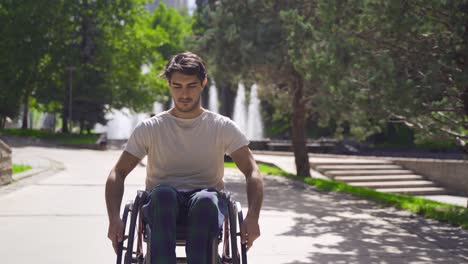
[13,168,49,182]
[0,157,65,196]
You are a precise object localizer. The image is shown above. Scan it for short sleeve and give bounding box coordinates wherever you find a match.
[223,119,249,156]
[124,122,148,159]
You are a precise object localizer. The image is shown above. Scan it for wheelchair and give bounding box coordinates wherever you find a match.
[116,190,248,264]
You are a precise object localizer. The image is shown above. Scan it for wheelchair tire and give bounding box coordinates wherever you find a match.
[124,193,145,264]
[236,202,247,264]
[116,202,131,264]
[228,200,240,264]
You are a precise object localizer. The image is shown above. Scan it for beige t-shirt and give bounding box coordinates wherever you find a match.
[124,110,249,191]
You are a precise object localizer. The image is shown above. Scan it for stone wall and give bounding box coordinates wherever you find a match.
[0,139,12,185]
[392,158,468,196]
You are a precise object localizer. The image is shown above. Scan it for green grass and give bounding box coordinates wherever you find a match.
[224,161,468,229]
[13,164,32,174]
[0,128,99,145]
[225,162,285,175]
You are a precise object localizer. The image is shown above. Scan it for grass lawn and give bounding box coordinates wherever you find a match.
[0,128,99,145]
[225,161,468,229]
[13,164,32,174]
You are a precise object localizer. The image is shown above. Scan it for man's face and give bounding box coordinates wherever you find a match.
[169,72,206,113]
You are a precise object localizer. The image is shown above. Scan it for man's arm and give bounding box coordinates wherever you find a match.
[105,151,141,253]
[230,145,264,250]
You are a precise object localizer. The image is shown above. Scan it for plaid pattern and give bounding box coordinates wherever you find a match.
[143,185,227,264]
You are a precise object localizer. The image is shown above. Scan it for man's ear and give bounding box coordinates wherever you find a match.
[202,78,208,88]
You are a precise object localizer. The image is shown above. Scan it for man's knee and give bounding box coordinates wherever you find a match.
[190,191,218,216]
[150,185,178,205]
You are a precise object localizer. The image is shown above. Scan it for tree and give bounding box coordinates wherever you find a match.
[194,0,468,168]
[59,0,162,133]
[1,1,190,133]
[151,3,193,60]
[193,1,316,177]
[310,1,468,148]
[0,0,67,129]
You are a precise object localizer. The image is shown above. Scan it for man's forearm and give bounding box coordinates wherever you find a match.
[245,169,263,218]
[105,169,125,221]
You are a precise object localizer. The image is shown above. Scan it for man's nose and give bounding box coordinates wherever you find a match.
[180,87,189,97]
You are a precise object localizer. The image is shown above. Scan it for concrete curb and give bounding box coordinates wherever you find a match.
[13,168,49,182]
[0,156,65,196]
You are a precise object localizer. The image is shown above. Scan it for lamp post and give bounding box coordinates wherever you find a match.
[66,66,76,133]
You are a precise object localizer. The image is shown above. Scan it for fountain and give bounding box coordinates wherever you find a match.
[246,84,264,140]
[208,82,219,113]
[232,83,247,133]
[38,113,56,132]
[153,102,164,115]
[232,82,264,141]
[105,108,134,140]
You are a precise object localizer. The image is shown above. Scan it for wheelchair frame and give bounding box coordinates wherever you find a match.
[116,190,248,264]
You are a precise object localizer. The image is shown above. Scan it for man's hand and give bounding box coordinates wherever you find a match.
[240,213,260,251]
[231,146,263,251]
[105,151,141,254]
[107,218,125,254]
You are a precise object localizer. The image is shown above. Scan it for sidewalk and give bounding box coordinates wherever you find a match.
[0,146,467,263]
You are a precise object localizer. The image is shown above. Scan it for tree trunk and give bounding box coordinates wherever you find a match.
[21,93,29,129]
[220,82,236,118]
[79,120,84,135]
[291,70,311,177]
[459,3,468,152]
[462,3,468,118]
[62,92,69,133]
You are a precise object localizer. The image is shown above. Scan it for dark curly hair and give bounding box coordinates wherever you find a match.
[161,51,207,83]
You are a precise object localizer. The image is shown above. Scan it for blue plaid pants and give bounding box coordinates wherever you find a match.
[142,185,228,264]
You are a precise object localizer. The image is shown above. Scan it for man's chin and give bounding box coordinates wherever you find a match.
[175,104,197,113]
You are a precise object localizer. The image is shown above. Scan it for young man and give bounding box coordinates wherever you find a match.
[105,51,264,263]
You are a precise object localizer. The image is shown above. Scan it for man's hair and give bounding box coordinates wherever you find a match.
[161,51,207,83]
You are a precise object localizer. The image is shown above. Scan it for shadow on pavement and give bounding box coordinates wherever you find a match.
[224,170,468,264]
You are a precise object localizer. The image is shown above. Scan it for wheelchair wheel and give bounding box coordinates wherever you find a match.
[236,202,247,264]
[117,192,146,264]
[227,200,248,264]
[228,200,240,264]
[116,202,130,264]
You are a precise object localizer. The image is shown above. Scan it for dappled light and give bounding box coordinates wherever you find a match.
[224,168,468,263]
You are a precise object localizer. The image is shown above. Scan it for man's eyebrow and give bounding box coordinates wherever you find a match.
[172,81,199,86]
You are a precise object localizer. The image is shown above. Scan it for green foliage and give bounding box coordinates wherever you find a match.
[193,0,467,147]
[0,0,66,123]
[0,1,192,131]
[317,0,468,145]
[151,3,193,60]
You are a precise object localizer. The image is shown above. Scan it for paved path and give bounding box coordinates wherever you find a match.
[1,146,468,263]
